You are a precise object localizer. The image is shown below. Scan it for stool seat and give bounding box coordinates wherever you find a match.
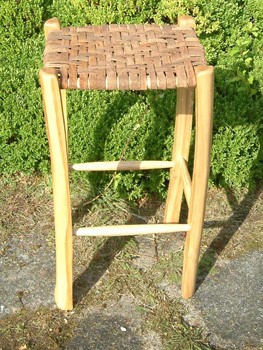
[44,23,206,90]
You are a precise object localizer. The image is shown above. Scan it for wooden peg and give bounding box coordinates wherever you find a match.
[44,18,61,39]
[178,16,196,29]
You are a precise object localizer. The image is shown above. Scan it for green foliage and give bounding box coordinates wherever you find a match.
[211,124,260,188]
[0,0,44,40]
[0,0,262,198]
[0,32,47,174]
[50,0,160,25]
[67,89,176,199]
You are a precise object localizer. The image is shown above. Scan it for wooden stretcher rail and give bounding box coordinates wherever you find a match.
[70,161,174,171]
[179,158,192,207]
[74,223,190,237]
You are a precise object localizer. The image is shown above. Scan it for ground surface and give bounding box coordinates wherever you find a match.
[0,176,262,349]
[190,251,263,349]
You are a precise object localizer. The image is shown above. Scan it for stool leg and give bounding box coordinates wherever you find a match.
[61,89,69,152]
[182,66,214,299]
[164,88,194,223]
[39,68,73,310]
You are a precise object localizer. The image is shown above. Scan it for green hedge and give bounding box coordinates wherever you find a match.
[0,0,262,199]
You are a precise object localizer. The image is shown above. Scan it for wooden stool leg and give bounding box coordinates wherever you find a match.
[39,68,73,310]
[164,88,194,223]
[182,66,214,299]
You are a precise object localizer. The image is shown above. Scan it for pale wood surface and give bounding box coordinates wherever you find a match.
[61,89,68,151]
[70,160,174,171]
[182,66,214,299]
[44,18,60,39]
[179,158,192,207]
[178,15,196,29]
[75,224,190,237]
[164,15,196,223]
[164,87,194,223]
[39,68,73,310]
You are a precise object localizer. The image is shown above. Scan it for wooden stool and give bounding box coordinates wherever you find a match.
[40,16,214,310]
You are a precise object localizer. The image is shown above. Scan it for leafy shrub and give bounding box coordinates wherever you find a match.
[50,0,160,25]
[0,0,44,40]
[0,0,262,198]
[211,124,260,188]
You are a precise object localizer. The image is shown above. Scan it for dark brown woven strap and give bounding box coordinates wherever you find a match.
[44,24,207,90]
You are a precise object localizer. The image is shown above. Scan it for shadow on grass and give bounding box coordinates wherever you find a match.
[72,197,161,306]
[197,185,262,287]
[73,235,132,305]
[195,64,263,287]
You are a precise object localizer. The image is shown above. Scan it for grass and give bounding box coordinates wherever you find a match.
[0,175,262,349]
[0,308,75,350]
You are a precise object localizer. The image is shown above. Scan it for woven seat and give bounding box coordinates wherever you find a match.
[44,23,206,90]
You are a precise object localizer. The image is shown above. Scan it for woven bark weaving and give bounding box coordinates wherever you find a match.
[44,23,207,90]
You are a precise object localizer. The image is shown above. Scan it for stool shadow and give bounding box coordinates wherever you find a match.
[72,198,161,306]
[196,98,262,285]
[72,63,262,299]
[71,187,261,303]
[85,90,139,192]
[73,235,132,305]
[196,185,262,288]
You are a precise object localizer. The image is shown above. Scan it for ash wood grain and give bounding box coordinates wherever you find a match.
[75,224,191,237]
[39,67,73,310]
[44,18,60,39]
[182,66,214,299]
[179,158,192,207]
[70,161,174,171]
[164,87,194,223]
